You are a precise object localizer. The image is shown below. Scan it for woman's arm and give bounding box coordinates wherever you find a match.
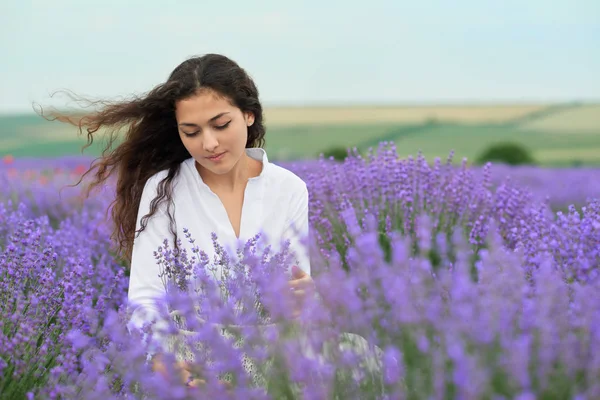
[127,174,172,354]
[281,182,311,276]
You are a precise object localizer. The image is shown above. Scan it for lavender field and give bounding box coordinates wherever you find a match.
[1,143,600,399]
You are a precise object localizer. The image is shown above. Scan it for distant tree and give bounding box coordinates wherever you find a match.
[570,159,584,168]
[475,142,536,166]
[320,146,350,161]
[424,116,438,125]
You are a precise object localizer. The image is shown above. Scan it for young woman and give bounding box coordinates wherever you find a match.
[48,53,315,387]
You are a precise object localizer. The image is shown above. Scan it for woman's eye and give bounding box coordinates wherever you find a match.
[182,121,230,136]
[215,121,231,130]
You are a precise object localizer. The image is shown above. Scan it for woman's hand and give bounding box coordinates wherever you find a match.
[287,265,316,319]
[151,354,232,391]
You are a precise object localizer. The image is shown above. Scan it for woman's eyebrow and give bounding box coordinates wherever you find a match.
[178,112,230,127]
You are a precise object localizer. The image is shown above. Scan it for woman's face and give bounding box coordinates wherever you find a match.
[175,89,254,176]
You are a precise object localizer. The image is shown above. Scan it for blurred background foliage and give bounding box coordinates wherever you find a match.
[2,102,599,167]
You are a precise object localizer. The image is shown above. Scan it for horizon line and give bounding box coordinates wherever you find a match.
[1,98,599,117]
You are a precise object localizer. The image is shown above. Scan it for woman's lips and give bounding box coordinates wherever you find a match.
[207,152,226,162]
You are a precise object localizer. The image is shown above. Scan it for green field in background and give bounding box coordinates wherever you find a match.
[1,103,599,166]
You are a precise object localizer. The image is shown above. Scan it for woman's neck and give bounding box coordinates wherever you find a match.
[198,152,262,192]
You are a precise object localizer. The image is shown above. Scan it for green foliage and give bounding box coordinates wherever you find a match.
[570,159,584,168]
[320,146,350,161]
[2,110,600,166]
[475,142,536,166]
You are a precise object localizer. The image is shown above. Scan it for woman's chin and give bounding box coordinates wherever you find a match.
[197,159,234,176]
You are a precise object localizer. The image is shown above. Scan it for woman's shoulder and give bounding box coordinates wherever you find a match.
[265,162,307,194]
[142,169,170,194]
[141,158,192,194]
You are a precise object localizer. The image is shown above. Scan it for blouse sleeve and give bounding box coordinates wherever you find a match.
[281,182,311,277]
[126,174,172,353]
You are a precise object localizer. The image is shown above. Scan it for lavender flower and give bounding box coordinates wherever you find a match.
[1,146,599,398]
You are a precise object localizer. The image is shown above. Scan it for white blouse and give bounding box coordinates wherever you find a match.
[127,148,310,334]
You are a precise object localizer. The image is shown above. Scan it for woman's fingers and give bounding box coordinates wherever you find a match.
[290,286,316,303]
[286,274,317,319]
[288,276,314,289]
[153,358,233,391]
[153,357,192,383]
[151,358,167,376]
[220,380,233,389]
[289,279,316,293]
[187,378,207,388]
[153,358,196,386]
[187,378,233,391]
[293,287,316,298]
[177,361,196,386]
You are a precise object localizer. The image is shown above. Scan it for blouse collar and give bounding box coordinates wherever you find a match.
[186,147,271,188]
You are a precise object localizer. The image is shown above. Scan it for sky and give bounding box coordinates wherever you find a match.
[0,0,599,114]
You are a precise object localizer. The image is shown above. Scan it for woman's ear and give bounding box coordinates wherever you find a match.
[245,112,255,127]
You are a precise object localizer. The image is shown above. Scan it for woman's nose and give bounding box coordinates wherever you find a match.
[202,131,219,152]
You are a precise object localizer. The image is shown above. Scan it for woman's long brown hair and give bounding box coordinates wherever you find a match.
[40,54,266,265]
